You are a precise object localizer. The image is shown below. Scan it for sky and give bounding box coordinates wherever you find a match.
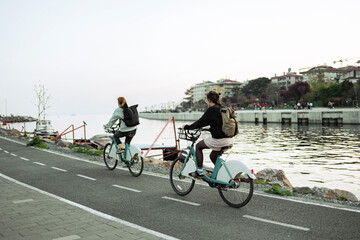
[1,0,359,116]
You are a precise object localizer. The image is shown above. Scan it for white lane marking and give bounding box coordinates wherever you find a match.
[162,196,200,206]
[34,162,46,166]
[77,174,96,181]
[0,147,2,150]
[13,199,34,204]
[4,150,9,153]
[1,136,359,214]
[243,215,310,231]
[0,173,179,240]
[112,185,142,193]
[53,234,80,240]
[52,167,67,172]
[20,157,30,161]
[11,153,17,157]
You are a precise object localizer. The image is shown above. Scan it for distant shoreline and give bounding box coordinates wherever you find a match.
[0,116,37,123]
[140,108,360,125]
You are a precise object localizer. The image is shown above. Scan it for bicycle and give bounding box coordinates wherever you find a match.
[103,126,144,177]
[170,128,256,208]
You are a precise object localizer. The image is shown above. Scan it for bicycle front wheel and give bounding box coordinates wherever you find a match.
[128,153,144,177]
[218,172,254,208]
[103,143,118,170]
[170,157,195,196]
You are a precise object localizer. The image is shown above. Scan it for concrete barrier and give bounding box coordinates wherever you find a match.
[140,108,360,125]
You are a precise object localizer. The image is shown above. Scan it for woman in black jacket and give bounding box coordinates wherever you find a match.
[184,91,234,178]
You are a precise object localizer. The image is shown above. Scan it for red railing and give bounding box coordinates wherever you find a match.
[52,124,87,143]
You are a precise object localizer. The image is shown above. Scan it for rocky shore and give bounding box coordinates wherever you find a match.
[1,128,359,208]
[0,115,37,123]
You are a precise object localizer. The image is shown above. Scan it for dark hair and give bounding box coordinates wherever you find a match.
[206,91,221,106]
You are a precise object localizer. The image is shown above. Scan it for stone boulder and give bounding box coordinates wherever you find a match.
[255,168,293,189]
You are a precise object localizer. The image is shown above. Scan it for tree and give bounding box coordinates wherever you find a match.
[280,82,310,102]
[241,77,271,97]
[34,82,50,120]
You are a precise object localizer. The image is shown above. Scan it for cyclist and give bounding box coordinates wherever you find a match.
[104,97,137,154]
[183,91,234,178]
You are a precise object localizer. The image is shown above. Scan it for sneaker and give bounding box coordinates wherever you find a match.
[189,171,204,179]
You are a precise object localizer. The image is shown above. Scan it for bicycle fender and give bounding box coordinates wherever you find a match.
[126,144,143,159]
[216,160,256,183]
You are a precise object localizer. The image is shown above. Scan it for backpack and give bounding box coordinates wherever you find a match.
[123,104,140,127]
[220,107,239,137]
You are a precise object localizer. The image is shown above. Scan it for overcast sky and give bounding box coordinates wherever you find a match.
[1,0,359,116]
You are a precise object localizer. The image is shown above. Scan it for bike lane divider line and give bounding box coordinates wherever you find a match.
[112,185,142,193]
[13,199,34,204]
[20,157,30,161]
[33,162,46,166]
[51,167,68,172]
[10,153,17,157]
[162,196,201,206]
[4,150,9,153]
[243,215,310,232]
[77,174,96,181]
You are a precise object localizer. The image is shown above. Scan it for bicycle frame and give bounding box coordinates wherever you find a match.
[108,136,143,163]
[180,145,240,186]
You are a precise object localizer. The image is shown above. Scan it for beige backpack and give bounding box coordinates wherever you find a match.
[220,107,239,137]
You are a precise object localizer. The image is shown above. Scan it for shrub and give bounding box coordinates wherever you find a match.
[27,137,48,149]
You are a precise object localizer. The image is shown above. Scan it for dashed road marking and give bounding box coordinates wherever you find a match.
[53,234,80,240]
[162,196,200,206]
[34,162,46,166]
[112,184,142,193]
[13,199,34,204]
[51,167,67,172]
[77,174,96,181]
[243,215,310,231]
[20,157,30,161]
[4,150,9,153]
[10,153,17,157]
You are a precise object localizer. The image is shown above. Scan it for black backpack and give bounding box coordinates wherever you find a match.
[123,104,140,127]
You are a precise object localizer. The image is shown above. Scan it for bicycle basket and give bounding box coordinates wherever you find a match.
[178,128,201,142]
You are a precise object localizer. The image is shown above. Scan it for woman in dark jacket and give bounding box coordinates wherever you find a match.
[184,91,234,178]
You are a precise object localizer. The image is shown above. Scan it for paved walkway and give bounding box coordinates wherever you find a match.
[0,175,166,240]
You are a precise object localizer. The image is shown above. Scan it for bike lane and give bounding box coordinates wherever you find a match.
[1,137,359,240]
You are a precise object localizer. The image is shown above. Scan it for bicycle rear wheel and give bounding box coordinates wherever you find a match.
[128,153,144,177]
[170,157,195,196]
[218,172,254,208]
[103,143,118,170]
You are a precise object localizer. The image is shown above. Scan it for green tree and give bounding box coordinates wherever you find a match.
[241,77,271,97]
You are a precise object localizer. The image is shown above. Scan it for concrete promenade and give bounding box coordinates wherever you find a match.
[0,175,164,240]
[140,108,360,125]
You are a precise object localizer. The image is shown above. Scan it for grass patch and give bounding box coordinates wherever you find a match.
[27,137,48,149]
[265,186,292,196]
[338,196,348,201]
[74,146,102,156]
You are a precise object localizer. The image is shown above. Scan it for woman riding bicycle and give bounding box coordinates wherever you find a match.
[183,91,234,178]
[104,97,137,154]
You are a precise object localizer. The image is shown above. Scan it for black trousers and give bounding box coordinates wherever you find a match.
[114,129,136,145]
[195,140,222,168]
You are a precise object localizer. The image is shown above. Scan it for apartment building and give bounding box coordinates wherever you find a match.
[271,72,303,89]
[191,79,241,102]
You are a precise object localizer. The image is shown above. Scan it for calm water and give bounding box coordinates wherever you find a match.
[7,114,360,199]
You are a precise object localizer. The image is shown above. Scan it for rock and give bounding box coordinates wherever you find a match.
[334,189,358,202]
[255,168,293,189]
[310,187,339,200]
[55,140,69,148]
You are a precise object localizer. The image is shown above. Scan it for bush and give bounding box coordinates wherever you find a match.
[265,186,292,196]
[27,137,48,149]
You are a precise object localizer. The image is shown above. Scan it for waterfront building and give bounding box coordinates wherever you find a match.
[271,71,303,90]
[300,65,346,84]
[338,66,360,83]
[191,79,241,102]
